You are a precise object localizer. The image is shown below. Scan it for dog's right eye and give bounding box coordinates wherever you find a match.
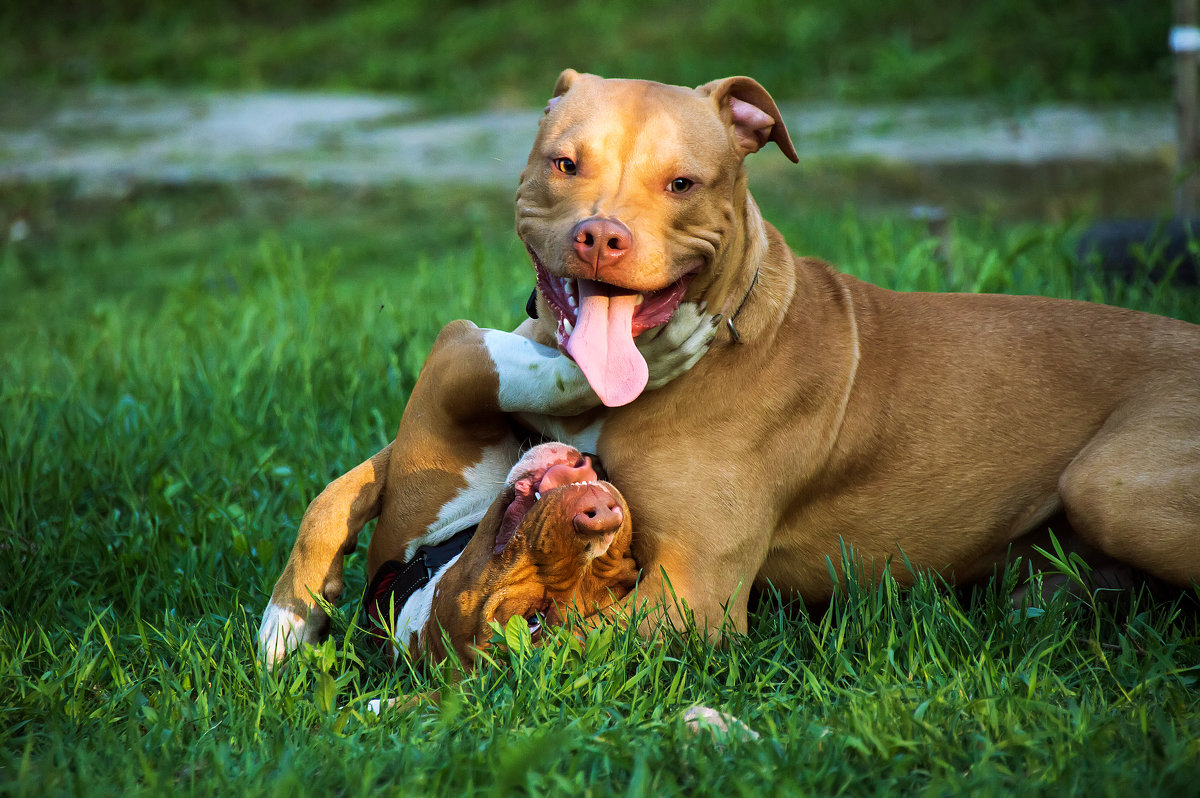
[553,157,577,175]
[667,177,695,194]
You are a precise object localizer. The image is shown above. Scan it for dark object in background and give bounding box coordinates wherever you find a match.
[1076,218,1200,285]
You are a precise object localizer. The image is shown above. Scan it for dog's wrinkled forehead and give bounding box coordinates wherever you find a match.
[541,76,732,164]
[540,70,798,167]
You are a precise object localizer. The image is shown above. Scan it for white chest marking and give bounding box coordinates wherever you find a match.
[390,551,463,661]
[405,440,521,560]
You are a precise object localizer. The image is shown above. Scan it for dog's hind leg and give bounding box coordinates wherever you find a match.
[258,443,394,667]
[1058,396,1200,587]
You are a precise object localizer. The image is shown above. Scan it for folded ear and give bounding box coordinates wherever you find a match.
[553,68,582,98]
[698,76,799,163]
[474,487,518,555]
[545,68,586,114]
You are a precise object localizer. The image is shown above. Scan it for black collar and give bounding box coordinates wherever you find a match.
[725,265,760,344]
[364,525,477,634]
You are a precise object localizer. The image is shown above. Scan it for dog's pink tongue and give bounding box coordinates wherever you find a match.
[566,279,647,407]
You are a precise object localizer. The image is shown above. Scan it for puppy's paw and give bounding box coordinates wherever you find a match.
[683,705,760,744]
[258,601,326,669]
[640,302,719,390]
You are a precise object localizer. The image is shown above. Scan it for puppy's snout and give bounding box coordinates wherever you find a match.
[572,217,632,271]
[572,490,623,536]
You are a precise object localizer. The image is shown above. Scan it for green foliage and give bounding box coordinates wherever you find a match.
[1,0,1170,109]
[2,183,1199,793]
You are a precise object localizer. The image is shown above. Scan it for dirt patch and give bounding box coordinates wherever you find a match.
[0,87,1176,213]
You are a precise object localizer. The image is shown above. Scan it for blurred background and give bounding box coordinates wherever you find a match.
[0,0,1189,330]
[0,0,1167,107]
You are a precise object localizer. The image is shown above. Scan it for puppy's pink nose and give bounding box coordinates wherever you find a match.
[572,218,632,272]
[572,489,623,536]
[539,455,599,492]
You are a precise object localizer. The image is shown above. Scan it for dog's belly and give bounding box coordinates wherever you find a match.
[755,480,1067,599]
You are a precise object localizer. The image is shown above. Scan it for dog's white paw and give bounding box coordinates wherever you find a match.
[366,697,400,715]
[683,705,760,743]
[257,602,316,669]
[641,302,719,390]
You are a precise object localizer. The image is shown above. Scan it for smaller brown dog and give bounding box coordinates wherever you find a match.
[367,443,639,667]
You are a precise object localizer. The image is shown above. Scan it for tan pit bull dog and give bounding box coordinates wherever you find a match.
[368,443,638,665]
[260,70,1200,667]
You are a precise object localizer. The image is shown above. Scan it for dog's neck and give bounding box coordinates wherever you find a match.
[697,185,795,346]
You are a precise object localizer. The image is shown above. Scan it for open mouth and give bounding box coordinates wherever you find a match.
[531,256,697,407]
[534,262,695,344]
[494,449,607,554]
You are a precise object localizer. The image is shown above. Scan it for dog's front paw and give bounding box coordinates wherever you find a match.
[640,302,719,390]
[258,601,328,669]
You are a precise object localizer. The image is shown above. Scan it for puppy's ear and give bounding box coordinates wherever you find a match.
[553,68,581,98]
[471,488,517,555]
[545,68,583,114]
[698,76,799,163]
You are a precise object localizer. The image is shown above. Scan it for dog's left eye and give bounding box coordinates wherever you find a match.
[668,177,694,193]
[553,157,577,175]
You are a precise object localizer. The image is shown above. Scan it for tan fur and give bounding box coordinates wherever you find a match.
[264,72,1200,658]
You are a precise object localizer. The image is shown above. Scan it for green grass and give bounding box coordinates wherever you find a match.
[3,183,1200,794]
[1,0,1170,109]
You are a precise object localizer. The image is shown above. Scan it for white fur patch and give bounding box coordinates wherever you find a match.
[375,443,521,662]
[483,329,600,415]
[683,705,760,741]
[404,441,521,560]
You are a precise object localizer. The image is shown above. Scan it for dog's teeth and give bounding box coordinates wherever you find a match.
[567,294,576,308]
[635,294,645,305]
[563,319,574,335]
[534,491,541,500]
